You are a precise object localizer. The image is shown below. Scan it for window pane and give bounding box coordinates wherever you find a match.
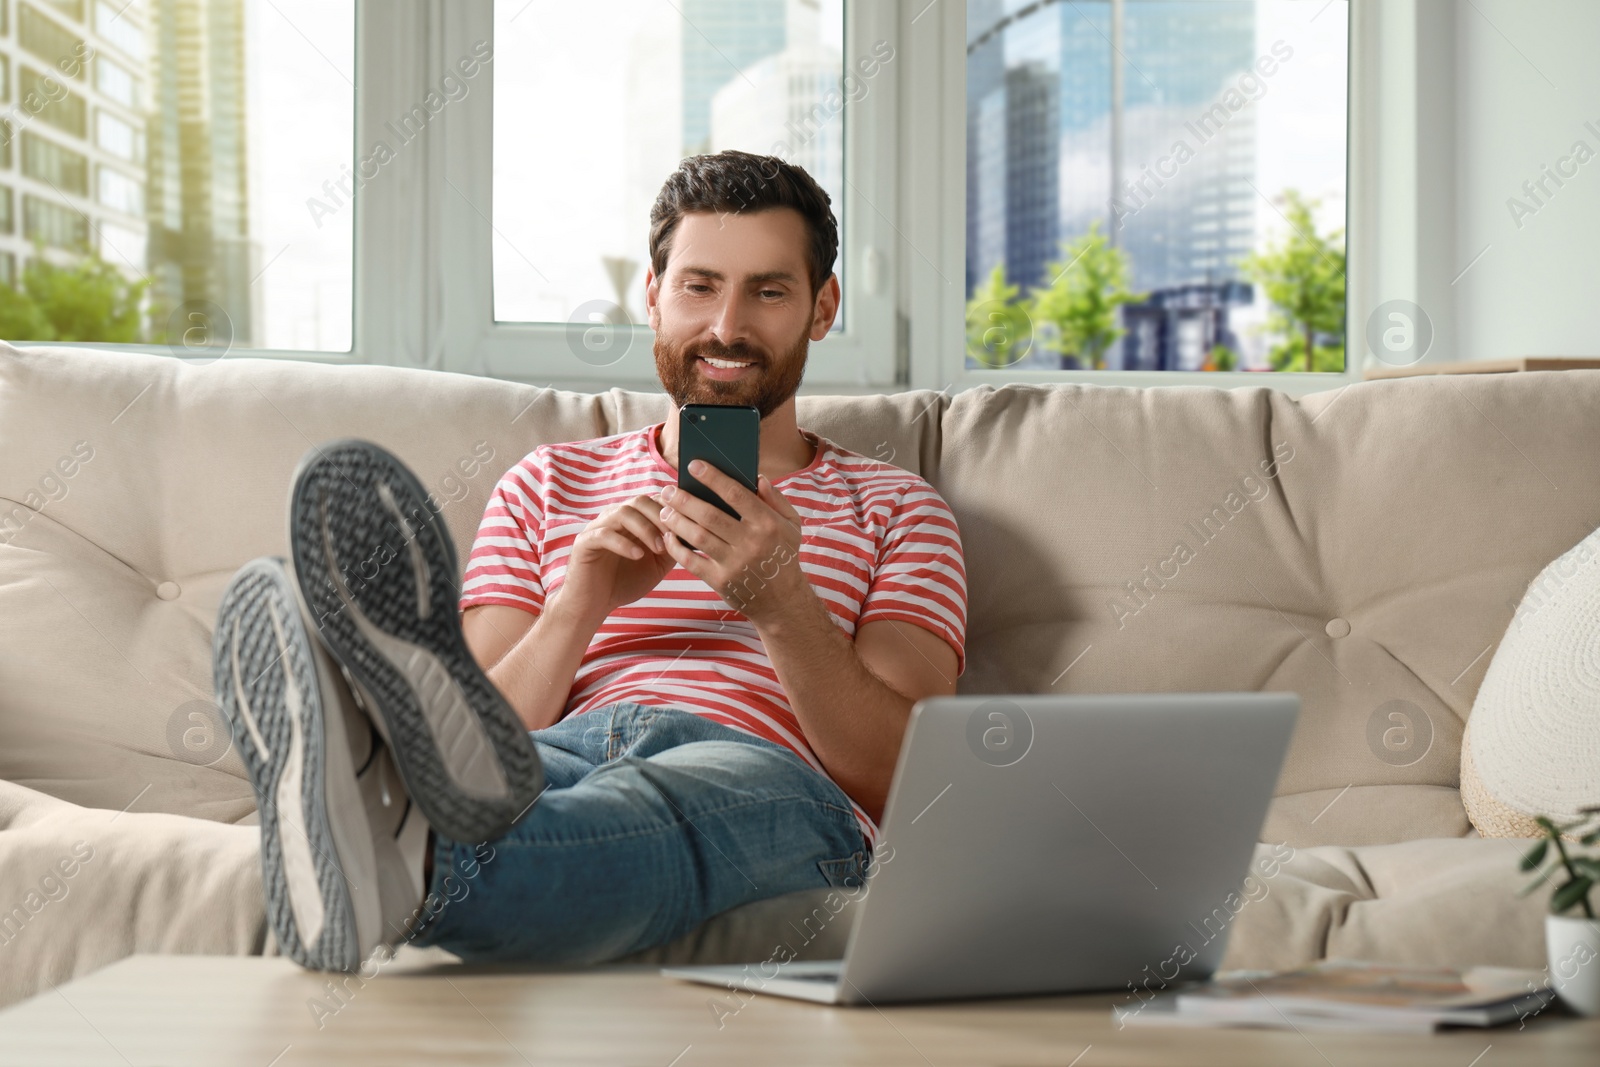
[0,0,353,352]
[93,0,144,62]
[95,108,141,161]
[97,163,141,213]
[492,0,846,327]
[965,0,1348,372]
[20,4,87,73]
[95,54,137,107]
[20,65,87,136]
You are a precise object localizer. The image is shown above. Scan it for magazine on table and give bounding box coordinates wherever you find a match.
[1116,959,1556,1033]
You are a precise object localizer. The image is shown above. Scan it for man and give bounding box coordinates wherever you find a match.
[213,151,967,971]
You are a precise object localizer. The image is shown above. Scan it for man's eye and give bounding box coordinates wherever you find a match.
[760,290,783,299]
[686,284,711,294]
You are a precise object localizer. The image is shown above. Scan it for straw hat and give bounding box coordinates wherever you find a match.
[1462,529,1600,839]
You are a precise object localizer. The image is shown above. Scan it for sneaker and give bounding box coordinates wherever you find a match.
[286,438,543,844]
[213,557,429,971]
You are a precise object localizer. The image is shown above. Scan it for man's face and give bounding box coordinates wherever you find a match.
[647,208,839,418]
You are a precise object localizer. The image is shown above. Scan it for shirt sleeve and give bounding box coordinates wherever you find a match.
[858,480,968,675]
[459,454,546,615]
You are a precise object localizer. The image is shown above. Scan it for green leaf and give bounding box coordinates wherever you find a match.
[1535,815,1559,833]
[1582,828,1600,846]
[1520,840,1549,871]
[1570,858,1600,880]
[1237,189,1346,374]
[1519,864,1560,896]
[1551,877,1595,915]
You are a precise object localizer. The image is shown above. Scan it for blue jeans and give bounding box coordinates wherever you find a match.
[406,703,872,963]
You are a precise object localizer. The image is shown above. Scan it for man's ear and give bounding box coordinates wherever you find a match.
[644,268,661,331]
[809,273,841,341]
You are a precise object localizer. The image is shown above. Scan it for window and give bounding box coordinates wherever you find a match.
[964,0,1348,374]
[98,218,142,267]
[94,54,136,107]
[23,191,86,246]
[19,3,85,74]
[40,0,83,22]
[0,1,1357,391]
[94,108,140,161]
[21,130,87,194]
[473,0,896,385]
[0,185,12,234]
[0,0,354,353]
[93,0,143,61]
[0,251,13,287]
[95,162,139,213]
[492,0,847,326]
[19,66,86,136]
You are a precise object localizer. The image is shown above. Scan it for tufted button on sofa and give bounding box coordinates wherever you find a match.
[2,342,1594,1006]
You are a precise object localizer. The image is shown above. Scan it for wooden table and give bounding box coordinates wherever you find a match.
[0,955,1595,1066]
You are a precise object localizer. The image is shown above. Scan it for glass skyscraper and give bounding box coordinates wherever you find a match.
[967,0,1258,370]
[682,0,788,156]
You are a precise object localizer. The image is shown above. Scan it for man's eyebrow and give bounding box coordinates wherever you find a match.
[675,267,801,286]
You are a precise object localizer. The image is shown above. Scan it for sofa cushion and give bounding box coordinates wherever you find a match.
[6,344,1600,850]
[0,769,1542,1012]
[1462,525,1600,837]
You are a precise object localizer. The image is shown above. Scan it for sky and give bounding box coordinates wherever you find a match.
[247,0,355,351]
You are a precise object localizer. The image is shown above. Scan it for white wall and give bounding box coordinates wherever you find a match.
[1366,0,1600,368]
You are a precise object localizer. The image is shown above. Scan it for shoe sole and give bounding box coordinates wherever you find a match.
[213,558,363,971]
[287,438,543,843]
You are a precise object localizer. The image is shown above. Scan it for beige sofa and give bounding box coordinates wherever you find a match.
[0,342,1587,1008]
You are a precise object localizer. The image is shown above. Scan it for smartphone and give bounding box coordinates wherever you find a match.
[678,404,760,519]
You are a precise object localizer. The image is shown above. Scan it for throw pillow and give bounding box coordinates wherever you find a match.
[1462,527,1600,838]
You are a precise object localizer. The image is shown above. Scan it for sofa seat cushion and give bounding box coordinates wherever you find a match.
[1216,838,1548,974]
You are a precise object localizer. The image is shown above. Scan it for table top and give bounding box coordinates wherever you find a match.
[0,954,1595,1066]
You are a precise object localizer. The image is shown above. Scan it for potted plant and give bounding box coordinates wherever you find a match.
[1520,806,1600,1016]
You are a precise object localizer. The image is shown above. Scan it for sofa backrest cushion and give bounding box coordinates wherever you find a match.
[3,343,1597,846]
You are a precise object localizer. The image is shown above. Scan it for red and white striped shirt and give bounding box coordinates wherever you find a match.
[459,422,968,844]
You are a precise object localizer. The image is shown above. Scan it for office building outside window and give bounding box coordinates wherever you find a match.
[966,0,1348,373]
[0,0,354,351]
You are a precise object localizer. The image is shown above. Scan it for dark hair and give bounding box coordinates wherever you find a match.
[649,151,838,296]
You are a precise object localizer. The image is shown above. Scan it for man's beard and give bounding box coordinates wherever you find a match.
[654,327,809,418]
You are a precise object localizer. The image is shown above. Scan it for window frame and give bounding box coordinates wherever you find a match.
[416,0,901,389]
[911,0,1368,398]
[16,0,1376,400]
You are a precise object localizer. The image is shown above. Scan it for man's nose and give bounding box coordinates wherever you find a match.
[707,290,752,346]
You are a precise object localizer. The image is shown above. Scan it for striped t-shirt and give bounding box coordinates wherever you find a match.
[459,422,968,844]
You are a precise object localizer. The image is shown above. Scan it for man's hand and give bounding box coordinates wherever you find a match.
[656,462,805,621]
[556,494,675,625]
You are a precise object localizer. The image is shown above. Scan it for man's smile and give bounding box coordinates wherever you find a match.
[695,354,759,380]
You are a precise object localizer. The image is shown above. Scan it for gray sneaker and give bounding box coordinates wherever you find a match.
[213,557,429,971]
[286,439,543,844]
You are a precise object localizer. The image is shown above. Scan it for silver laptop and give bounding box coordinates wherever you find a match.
[662,692,1299,1004]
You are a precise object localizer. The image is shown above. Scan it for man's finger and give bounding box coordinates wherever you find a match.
[662,529,710,580]
[687,460,759,515]
[661,506,728,560]
[615,504,668,554]
[757,475,801,523]
[661,480,741,537]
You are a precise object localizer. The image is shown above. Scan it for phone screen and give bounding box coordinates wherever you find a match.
[677,404,760,519]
